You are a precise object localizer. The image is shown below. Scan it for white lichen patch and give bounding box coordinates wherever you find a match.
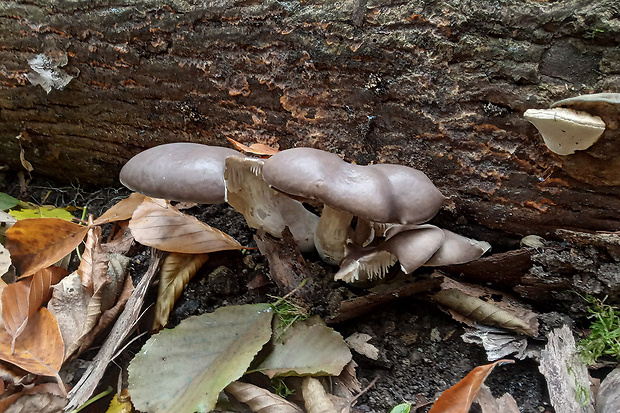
[524,107,606,155]
[26,54,75,93]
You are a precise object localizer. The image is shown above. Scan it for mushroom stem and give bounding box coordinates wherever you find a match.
[314,205,354,265]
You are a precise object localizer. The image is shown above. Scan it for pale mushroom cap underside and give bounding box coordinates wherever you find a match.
[551,93,620,108]
[524,107,606,156]
[120,143,240,204]
[262,147,445,224]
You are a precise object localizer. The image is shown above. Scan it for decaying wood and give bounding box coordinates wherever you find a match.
[0,1,619,249]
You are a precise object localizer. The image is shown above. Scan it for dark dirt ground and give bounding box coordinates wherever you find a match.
[0,170,578,413]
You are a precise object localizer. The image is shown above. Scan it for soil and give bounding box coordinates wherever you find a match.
[0,171,565,413]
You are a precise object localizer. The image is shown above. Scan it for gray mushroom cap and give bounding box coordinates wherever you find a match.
[262,147,445,224]
[120,143,240,203]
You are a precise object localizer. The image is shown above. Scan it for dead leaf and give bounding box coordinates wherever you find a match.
[152,253,209,332]
[5,218,88,277]
[345,333,379,360]
[93,193,148,225]
[77,225,109,295]
[0,244,11,279]
[47,272,89,360]
[257,316,352,378]
[302,377,336,413]
[0,307,64,377]
[428,359,514,413]
[432,288,536,336]
[129,198,245,253]
[4,391,68,413]
[77,272,134,355]
[225,381,303,413]
[226,138,279,156]
[0,382,67,413]
[2,266,67,350]
[475,385,520,413]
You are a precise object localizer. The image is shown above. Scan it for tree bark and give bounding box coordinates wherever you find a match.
[0,0,619,247]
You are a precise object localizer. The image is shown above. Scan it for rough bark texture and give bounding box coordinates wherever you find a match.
[1,0,619,247]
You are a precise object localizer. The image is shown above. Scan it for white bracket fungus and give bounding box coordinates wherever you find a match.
[524,107,606,156]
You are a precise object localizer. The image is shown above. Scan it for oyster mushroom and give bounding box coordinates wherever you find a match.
[120,143,240,203]
[224,156,318,252]
[335,226,490,283]
[261,148,446,265]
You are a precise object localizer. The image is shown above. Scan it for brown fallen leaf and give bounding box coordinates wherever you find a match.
[2,266,67,350]
[3,391,68,413]
[129,198,245,253]
[76,225,109,295]
[0,307,64,378]
[428,359,514,413]
[0,382,67,413]
[475,385,520,413]
[93,193,148,225]
[152,252,209,332]
[225,381,303,413]
[226,137,279,156]
[5,218,88,277]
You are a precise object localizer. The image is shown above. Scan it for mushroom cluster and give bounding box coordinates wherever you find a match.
[120,144,490,282]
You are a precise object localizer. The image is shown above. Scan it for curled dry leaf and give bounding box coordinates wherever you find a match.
[227,137,279,156]
[5,218,89,277]
[2,266,67,350]
[129,198,245,253]
[0,307,64,377]
[475,385,520,413]
[225,381,303,413]
[432,288,535,336]
[152,252,209,332]
[429,359,514,413]
[345,333,379,360]
[93,193,148,225]
[77,225,109,295]
[302,377,336,413]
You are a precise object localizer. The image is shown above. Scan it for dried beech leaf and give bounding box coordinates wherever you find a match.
[4,391,68,413]
[77,225,109,295]
[5,218,89,277]
[152,253,209,332]
[226,381,303,413]
[77,273,134,356]
[47,272,89,360]
[429,359,514,413]
[2,266,67,348]
[257,316,352,378]
[0,244,11,278]
[93,193,148,225]
[0,307,64,377]
[128,303,273,413]
[432,288,535,336]
[302,377,336,413]
[0,382,67,412]
[129,198,245,253]
[227,138,279,156]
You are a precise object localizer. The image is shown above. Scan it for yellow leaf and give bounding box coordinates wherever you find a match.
[129,198,244,253]
[5,218,89,277]
[9,204,75,221]
[152,253,209,332]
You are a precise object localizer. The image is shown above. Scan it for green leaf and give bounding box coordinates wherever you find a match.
[9,206,75,221]
[257,316,352,378]
[0,193,19,211]
[128,303,273,413]
[390,403,411,413]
